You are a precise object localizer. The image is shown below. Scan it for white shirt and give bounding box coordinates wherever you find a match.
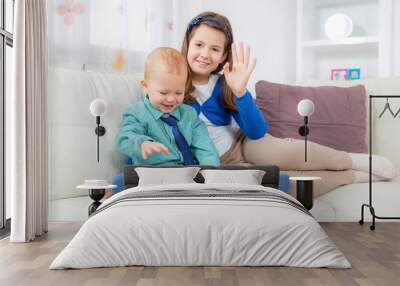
[193,75,239,156]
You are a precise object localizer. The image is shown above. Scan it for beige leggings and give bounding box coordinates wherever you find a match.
[242,134,355,197]
[243,134,352,171]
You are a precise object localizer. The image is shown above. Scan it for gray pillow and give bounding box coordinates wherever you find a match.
[135,167,200,186]
[200,169,266,185]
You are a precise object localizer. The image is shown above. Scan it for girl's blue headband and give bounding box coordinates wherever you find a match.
[186,16,233,45]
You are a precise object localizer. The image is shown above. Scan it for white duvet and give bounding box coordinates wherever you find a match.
[50,183,350,269]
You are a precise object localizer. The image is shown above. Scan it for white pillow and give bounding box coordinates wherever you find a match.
[135,167,201,186]
[200,169,266,185]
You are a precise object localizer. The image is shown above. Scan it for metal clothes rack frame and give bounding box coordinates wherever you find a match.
[359,95,400,230]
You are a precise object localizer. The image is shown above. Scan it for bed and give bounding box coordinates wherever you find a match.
[50,165,350,269]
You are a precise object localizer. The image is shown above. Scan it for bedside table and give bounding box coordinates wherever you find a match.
[77,180,117,216]
[289,176,321,210]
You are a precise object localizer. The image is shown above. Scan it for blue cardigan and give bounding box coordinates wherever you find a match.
[190,77,268,139]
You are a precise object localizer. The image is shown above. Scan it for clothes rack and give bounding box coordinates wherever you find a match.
[359,95,400,230]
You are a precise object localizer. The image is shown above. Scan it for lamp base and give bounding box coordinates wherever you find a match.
[296,180,313,210]
[88,188,105,216]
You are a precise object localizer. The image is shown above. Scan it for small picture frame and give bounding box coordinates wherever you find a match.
[330,69,348,81]
[348,68,361,80]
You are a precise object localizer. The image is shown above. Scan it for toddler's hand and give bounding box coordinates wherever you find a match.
[141,141,169,159]
[223,42,257,97]
[104,190,113,199]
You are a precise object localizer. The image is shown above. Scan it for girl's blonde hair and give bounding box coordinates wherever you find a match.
[181,11,237,112]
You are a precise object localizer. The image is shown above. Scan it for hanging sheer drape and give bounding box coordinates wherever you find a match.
[9,0,48,242]
[46,0,198,201]
[48,0,184,73]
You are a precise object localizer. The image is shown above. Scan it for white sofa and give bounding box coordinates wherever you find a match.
[302,77,400,221]
[48,68,400,222]
[48,68,143,201]
[48,67,143,221]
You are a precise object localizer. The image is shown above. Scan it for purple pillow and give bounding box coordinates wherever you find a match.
[255,81,367,153]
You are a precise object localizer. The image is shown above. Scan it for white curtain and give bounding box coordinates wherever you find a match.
[46,0,195,201]
[48,0,184,73]
[9,0,49,242]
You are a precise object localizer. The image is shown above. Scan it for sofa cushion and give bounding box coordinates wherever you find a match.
[255,81,367,153]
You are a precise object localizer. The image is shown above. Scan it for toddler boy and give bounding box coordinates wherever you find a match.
[109,48,220,197]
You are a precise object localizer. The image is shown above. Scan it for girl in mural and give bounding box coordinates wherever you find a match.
[180,11,397,195]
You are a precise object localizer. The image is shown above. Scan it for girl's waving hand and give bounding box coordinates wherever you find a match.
[223,42,257,97]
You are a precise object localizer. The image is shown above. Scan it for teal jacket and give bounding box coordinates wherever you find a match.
[116,97,220,166]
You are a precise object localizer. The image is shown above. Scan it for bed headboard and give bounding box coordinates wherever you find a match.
[123,165,280,189]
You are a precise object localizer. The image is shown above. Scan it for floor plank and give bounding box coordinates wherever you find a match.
[0,222,399,286]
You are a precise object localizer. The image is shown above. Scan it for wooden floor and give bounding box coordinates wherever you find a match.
[0,222,399,286]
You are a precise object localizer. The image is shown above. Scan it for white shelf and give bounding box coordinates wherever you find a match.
[302,36,379,48]
[296,0,393,82]
[314,0,376,8]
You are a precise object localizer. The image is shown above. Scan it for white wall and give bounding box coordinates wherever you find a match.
[393,0,400,76]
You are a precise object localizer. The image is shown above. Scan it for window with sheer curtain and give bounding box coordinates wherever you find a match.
[89,0,148,51]
[48,0,180,73]
[47,0,187,204]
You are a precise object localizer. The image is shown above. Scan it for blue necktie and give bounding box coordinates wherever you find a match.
[161,115,194,165]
